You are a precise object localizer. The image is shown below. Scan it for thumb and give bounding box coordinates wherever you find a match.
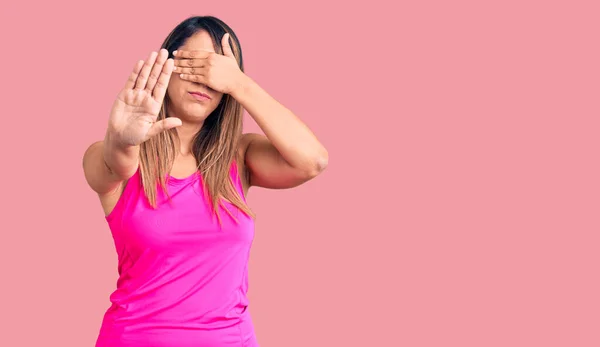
[146,117,182,139]
[221,33,235,58]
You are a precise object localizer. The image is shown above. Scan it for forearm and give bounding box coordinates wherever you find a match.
[103,128,140,180]
[231,75,328,174]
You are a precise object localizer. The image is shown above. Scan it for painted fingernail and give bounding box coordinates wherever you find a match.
[173,50,178,55]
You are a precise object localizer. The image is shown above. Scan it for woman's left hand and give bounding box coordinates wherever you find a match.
[173,33,245,95]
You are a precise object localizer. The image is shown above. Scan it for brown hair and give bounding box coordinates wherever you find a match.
[138,16,253,223]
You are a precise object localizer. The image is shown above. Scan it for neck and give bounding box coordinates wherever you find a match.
[174,121,203,156]
[167,105,204,156]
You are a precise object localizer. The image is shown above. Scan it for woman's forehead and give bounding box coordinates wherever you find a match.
[180,31,216,52]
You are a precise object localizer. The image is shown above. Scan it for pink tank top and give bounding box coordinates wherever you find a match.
[95,163,258,347]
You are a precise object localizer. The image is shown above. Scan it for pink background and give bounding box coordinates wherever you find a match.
[1,0,599,346]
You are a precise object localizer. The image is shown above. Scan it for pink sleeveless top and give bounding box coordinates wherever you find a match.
[95,163,258,347]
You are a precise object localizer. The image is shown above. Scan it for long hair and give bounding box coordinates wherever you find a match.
[138,15,254,223]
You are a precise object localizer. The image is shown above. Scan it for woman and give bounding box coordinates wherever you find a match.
[82,15,328,347]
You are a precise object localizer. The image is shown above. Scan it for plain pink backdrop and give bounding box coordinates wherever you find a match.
[1,0,599,346]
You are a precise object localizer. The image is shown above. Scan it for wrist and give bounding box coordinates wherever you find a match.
[230,72,253,100]
[104,127,137,153]
[103,129,140,178]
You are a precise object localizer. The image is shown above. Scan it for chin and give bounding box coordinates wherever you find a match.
[181,104,215,121]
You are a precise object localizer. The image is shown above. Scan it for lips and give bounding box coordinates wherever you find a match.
[189,91,211,100]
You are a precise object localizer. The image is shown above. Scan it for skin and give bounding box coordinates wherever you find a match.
[83,30,328,216]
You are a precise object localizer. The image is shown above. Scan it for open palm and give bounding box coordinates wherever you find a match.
[109,49,181,147]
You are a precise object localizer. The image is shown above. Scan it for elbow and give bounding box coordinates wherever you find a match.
[305,150,329,179]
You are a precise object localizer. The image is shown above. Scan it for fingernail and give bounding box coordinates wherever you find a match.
[173,50,178,55]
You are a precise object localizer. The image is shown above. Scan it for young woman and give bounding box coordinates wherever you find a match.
[82,15,328,347]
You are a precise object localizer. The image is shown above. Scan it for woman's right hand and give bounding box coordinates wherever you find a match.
[108,49,181,147]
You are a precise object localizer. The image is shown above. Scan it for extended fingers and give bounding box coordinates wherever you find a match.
[152,58,175,104]
[134,51,159,90]
[124,60,145,90]
[145,49,169,92]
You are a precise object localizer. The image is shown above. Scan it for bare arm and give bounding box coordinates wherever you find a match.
[233,75,329,189]
[82,49,180,196]
[173,35,328,190]
[82,136,139,196]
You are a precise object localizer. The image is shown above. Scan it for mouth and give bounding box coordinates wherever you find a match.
[189,91,211,101]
